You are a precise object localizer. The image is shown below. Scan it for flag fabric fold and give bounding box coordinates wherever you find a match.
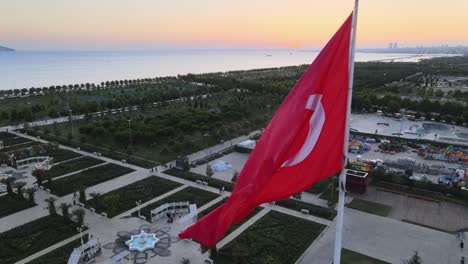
[179,12,353,247]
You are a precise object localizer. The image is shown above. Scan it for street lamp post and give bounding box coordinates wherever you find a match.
[136,200,141,217]
[77,225,85,245]
[128,119,132,149]
[69,109,74,137]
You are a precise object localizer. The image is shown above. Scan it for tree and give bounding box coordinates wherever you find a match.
[59,203,71,219]
[403,251,422,264]
[206,164,214,178]
[45,197,57,216]
[25,188,37,205]
[72,208,85,226]
[2,177,15,195]
[79,188,86,204]
[14,181,26,197]
[292,192,302,201]
[89,192,101,209]
[32,169,45,186]
[231,170,239,183]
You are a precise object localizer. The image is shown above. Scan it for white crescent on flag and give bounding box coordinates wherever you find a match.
[281,94,326,168]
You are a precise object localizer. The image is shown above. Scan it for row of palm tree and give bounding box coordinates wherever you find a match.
[44,197,85,226]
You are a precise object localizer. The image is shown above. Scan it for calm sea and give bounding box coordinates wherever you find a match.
[0,50,448,90]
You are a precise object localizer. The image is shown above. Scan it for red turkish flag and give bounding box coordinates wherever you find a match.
[179,13,353,247]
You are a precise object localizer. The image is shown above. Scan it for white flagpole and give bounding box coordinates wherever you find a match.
[333,0,359,263]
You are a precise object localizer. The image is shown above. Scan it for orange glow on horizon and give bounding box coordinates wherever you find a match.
[0,0,467,50]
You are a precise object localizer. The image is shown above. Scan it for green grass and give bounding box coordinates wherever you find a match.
[49,163,134,196]
[0,194,35,218]
[48,148,82,163]
[28,238,84,264]
[214,210,325,264]
[0,216,79,264]
[85,176,182,217]
[275,199,337,220]
[134,186,219,220]
[44,156,104,179]
[341,249,390,264]
[346,198,392,217]
[164,168,234,191]
[198,197,228,219]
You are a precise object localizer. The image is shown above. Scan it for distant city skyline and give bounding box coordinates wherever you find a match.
[1,0,467,51]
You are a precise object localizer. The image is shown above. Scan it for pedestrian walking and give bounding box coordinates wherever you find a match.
[461,256,465,264]
[460,240,464,250]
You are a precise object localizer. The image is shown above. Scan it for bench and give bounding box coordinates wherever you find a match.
[204,259,214,264]
[101,212,107,217]
[89,208,96,213]
[300,209,310,215]
[195,180,202,185]
[201,181,208,186]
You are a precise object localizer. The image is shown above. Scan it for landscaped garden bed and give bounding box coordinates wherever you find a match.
[276,199,337,220]
[214,210,325,264]
[50,163,134,196]
[0,194,35,218]
[28,238,84,264]
[346,198,392,217]
[44,156,104,179]
[0,216,79,264]
[48,148,82,163]
[133,186,219,220]
[164,168,234,191]
[85,176,182,217]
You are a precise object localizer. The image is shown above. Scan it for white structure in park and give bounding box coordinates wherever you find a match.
[150,201,197,228]
[67,239,101,264]
[236,139,256,150]
[16,156,52,169]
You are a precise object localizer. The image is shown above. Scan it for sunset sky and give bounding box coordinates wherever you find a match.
[1,0,467,50]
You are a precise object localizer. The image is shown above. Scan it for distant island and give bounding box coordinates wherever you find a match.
[0,45,15,52]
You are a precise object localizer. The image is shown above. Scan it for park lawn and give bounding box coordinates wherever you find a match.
[346,198,392,217]
[47,148,82,163]
[0,216,79,264]
[86,176,182,217]
[164,168,234,191]
[44,156,104,179]
[1,136,31,147]
[0,194,35,218]
[214,210,325,264]
[276,199,337,220]
[135,186,219,220]
[50,163,134,196]
[28,238,84,264]
[341,249,390,264]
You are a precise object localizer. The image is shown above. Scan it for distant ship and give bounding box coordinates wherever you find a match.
[265,54,272,57]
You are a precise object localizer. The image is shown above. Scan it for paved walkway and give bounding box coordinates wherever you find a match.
[298,207,467,264]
